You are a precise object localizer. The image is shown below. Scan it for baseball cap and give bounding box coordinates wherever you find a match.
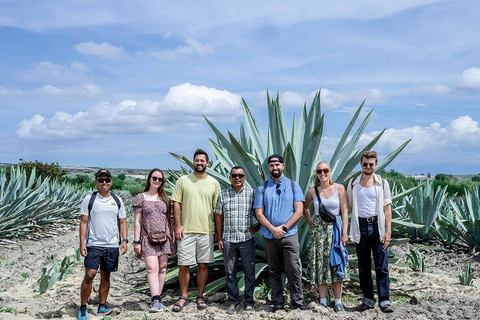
[94,169,112,178]
[267,154,284,164]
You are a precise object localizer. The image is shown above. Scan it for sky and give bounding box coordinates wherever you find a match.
[1,0,480,175]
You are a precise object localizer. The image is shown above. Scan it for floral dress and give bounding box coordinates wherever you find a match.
[309,184,349,284]
[133,193,176,257]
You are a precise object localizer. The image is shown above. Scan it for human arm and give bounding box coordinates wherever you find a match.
[382,203,392,249]
[283,201,304,230]
[214,213,224,253]
[119,217,128,255]
[255,207,286,239]
[173,201,184,241]
[303,188,314,228]
[133,209,142,256]
[79,215,89,257]
[338,184,349,246]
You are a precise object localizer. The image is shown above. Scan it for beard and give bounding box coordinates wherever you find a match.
[270,169,282,178]
[195,165,206,173]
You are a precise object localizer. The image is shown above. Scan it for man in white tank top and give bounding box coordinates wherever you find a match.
[346,151,393,313]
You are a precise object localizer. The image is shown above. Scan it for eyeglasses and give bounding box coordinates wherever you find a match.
[151,177,163,182]
[231,174,245,179]
[276,184,281,195]
[97,178,111,183]
[362,163,375,168]
[316,168,330,174]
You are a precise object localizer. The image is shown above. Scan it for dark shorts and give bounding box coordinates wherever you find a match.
[84,246,119,272]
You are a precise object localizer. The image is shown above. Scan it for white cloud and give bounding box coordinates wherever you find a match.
[417,103,427,107]
[149,37,214,61]
[457,67,480,92]
[359,115,480,155]
[353,88,387,104]
[16,83,242,141]
[24,61,89,84]
[74,41,125,59]
[0,86,22,96]
[317,89,347,110]
[37,83,102,100]
[411,84,450,95]
[279,91,306,109]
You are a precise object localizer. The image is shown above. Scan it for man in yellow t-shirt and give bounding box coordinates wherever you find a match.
[170,149,221,312]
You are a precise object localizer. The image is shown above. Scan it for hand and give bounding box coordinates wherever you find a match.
[382,232,391,249]
[249,225,260,234]
[134,243,142,256]
[218,239,224,253]
[272,225,286,239]
[120,241,128,255]
[341,233,348,247]
[80,243,88,257]
[308,221,314,228]
[175,227,184,241]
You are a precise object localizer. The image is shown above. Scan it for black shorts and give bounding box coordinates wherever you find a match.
[84,246,119,272]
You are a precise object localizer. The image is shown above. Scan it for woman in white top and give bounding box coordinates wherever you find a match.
[304,161,349,313]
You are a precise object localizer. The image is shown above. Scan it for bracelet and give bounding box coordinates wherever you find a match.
[133,240,142,245]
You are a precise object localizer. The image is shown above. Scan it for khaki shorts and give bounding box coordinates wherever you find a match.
[177,233,214,266]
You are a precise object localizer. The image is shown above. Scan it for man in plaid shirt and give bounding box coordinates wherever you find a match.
[215,166,259,314]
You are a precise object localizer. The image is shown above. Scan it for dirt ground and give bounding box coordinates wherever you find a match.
[0,221,479,320]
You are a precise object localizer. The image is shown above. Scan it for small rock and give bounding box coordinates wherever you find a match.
[208,292,226,302]
[409,295,419,305]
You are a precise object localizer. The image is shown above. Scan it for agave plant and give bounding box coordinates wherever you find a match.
[440,188,480,249]
[0,166,86,239]
[404,180,448,240]
[157,90,414,295]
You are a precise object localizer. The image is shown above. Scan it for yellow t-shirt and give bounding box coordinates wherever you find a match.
[171,173,221,234]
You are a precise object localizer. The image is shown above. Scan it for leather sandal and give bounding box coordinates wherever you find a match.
[196,295,208,309]
[355,303,374,312]
[172,296,189,312]
[381,304,394,313]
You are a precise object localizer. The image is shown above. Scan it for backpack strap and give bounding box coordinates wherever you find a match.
[86,191,122,245]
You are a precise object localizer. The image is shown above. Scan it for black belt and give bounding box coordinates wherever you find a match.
[359,216,378,222]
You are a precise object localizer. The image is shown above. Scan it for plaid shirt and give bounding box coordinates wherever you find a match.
[214,185,256,243]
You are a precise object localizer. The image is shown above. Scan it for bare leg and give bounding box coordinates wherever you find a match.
[98,271,111,304]
[333,281,343,299]
[80,269,97,305]
[145,256,160,296]
[318,283,328,299]
[157,255,168,295]
[197,263,208,296]
[178,265,190,306]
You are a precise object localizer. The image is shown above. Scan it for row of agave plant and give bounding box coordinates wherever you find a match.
[0,166,87,240]
[393,181,480,249]
[137,91,426,295]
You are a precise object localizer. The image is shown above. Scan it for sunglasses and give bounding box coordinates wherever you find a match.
[151,177,163,182]
[97,178,112,183]
[316,168,330,174]
[231,173,245,179]
[276,183,281,195]
[362,163,375,168]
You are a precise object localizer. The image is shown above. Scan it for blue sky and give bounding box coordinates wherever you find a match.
[1,0,480,174]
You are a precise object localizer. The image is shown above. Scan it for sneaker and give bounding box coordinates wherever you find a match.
[96,305,113,316]
[272,304,284,312]
[226,304,238,314]
[355,303,374,312]
[150,300,167,312]
[245,305,255,313]
[78,307,88,320]
[334,303,346,313]
[291,304,306,311]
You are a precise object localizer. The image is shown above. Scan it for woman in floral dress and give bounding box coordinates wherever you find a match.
[304,161,349,313]
[133,168,175,312]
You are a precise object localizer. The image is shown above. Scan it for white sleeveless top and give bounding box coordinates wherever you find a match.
[357,184,377,218]
[313,184,340,216]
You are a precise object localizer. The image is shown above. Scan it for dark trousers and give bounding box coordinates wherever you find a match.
[223,238,256,306]
[263,233,303,307]
[355,219,390,304]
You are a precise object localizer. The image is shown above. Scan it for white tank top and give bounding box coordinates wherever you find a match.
[357,184,377,218]
[313,184,340,216]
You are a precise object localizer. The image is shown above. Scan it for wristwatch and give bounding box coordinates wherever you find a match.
[133,240,142,245]
[282,225,288,232]
[122,239,129,243]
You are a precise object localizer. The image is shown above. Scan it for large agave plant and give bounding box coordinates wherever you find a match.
[164,90,413,295]
[0,167,87,239]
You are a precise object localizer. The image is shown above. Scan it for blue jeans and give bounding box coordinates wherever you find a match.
[355,219,390,307]
[223,238,256,306]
